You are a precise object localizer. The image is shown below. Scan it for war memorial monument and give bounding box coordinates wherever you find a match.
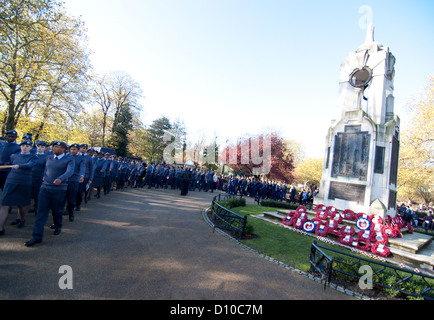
[314,25,400,220]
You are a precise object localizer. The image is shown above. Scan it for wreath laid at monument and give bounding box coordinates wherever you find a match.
[280,204,411,258]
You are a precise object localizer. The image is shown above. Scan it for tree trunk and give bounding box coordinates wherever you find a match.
[6,87,16,131]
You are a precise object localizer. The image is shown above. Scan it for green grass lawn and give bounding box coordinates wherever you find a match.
[230,204,315,272]
[229,204,434,299]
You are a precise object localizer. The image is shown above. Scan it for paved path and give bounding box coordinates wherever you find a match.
[0,187,352,300]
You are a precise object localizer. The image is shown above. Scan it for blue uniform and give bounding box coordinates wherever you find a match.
[76,153,94,208]
[1,152,37,206]
[92,157,107,189]
[31,152,49,208]
[0,141,21,189]
[31,152,75,240]
[65,154,85,219]
[143,164,154,188]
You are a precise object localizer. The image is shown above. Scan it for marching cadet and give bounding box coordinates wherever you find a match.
[29,141,49,214]
[103,153,112,195]
[142,162,154,189]
[0,130,21,190]
[109,155,118,191]
[139,161,147,187]
[92,151,107,199]
[162,163,169,189]
[47,141,58,155]
[84,148,97,202]
[0,140,37,235]
[175,166,184,189]
[115,157,123,189]
[189,168,197,191]
[64,143,85,222]
[204,169,215,193]
[155,163,165,189]
[118,157,127,189]
[24,141,74,246]
[196,170,204,191]
[76,144,94,208]
[21,133,37,154]
[168,165,175,189]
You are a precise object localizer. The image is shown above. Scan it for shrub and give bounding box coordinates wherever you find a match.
[216,198,246,209]
[260,200,299,210]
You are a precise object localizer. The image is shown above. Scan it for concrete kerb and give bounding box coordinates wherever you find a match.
[201,206,371,300]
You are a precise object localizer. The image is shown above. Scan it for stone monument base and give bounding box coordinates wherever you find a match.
[313,196,395,220]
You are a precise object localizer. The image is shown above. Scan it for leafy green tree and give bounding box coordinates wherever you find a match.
[295,158,324,187]
[0,0,90,133]
[108,105,133,157]
[398,76,433,204]
[143,116,172,162]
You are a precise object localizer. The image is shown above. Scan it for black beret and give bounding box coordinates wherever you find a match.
[55,141,68,148]
[20,140,33,146]
[5,130,17,135]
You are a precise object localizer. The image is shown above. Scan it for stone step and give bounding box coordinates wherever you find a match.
[263,211,286,222]
[388,232,433,254]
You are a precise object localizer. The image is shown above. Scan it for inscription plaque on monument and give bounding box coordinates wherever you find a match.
[328,181,366,205]
[331,131,370,181]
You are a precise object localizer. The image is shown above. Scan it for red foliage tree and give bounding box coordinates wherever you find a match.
[219,132,295,182]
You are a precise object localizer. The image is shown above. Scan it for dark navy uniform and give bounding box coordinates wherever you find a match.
[76,145,94,208]
[92,152,107,198]
[0,140,37,233]
[25,142,74,246]
[65,144,85,221]
[31,141,49,213]
[0,130,21,190]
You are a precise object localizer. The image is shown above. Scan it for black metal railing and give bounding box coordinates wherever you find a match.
[309,241,434,300]
[211,194,247,239]
[310,241,333,289]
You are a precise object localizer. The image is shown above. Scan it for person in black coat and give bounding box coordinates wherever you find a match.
[92,151,107,198]
[180,168,191,196]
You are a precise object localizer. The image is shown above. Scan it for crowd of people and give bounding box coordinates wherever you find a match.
[398,202,434,232]
[0,130,156,246]
[3,129,430,248]
[0,129,320,247]
[0,130,234,246]
[221,176,318,205]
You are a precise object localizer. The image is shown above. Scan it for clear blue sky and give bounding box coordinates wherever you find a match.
[63,0,434,158]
